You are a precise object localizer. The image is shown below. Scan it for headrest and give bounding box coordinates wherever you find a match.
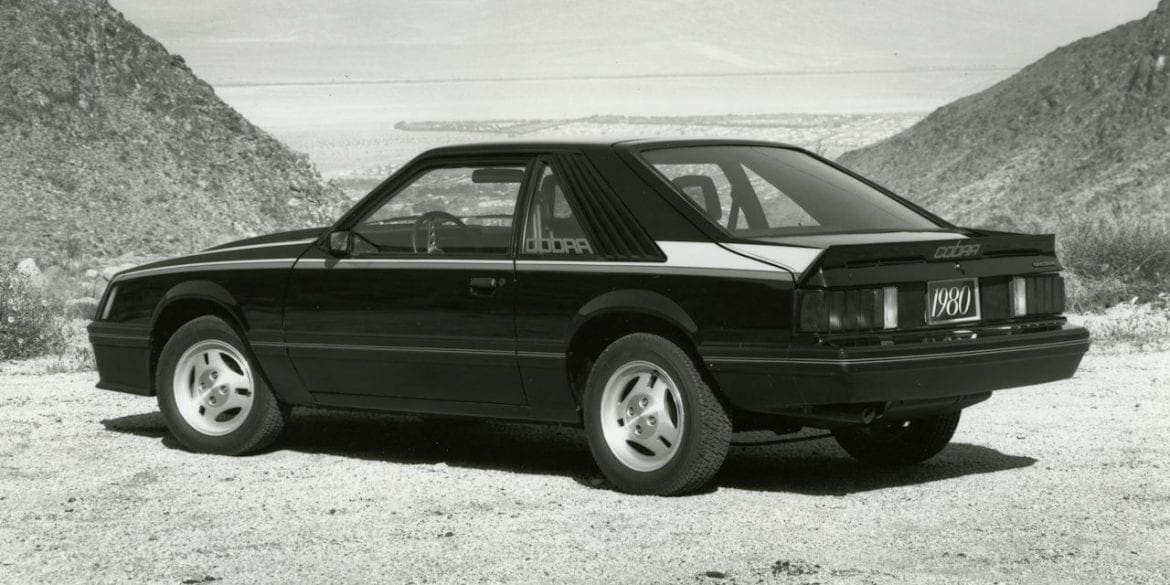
[671,175,721,221]
[540,175,561,198]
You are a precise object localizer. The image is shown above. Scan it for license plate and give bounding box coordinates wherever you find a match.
[925,278,981,325]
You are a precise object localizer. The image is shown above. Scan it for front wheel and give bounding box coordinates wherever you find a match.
[832,411,961,466]
[156,316,288,455]
[583,333,731,495]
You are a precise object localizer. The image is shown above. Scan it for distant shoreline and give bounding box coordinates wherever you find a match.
[214,66,1019,89]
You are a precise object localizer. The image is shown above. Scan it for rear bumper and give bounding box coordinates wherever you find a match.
[704,324,1090,412]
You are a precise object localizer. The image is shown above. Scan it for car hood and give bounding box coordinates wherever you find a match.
[112,227,328,281]
[203,227,328,252]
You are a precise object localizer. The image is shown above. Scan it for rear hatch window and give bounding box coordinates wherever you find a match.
[640,145,949,240]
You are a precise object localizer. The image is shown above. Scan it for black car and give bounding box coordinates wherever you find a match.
[88,139,1089,495]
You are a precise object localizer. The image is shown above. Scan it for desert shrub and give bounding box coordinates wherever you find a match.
[48,316,95,372]
[1054,215,1170,312]
[1067,297,1170,353]
[0,267,69,359]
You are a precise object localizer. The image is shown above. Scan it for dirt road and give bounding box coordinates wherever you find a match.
[1,351,1167,585]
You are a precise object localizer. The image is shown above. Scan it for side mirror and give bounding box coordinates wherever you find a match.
[326,230,353,256]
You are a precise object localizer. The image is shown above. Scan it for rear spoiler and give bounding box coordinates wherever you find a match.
[800,234,1060,287]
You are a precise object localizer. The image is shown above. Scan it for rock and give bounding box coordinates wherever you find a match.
[84,269,98,278]
[99,264,136,280]
[65,298,99,319]
[16,258,42,285]
[772,560,820,577]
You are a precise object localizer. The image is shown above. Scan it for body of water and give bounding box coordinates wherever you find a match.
[215,69,1012,174]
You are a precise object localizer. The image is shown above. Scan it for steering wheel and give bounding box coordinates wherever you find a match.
[411,210,467,254]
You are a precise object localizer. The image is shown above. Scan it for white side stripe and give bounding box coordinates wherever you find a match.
[203,238,316,253]
[655,241,789,273]
[116,259,297,281]
[511,241,793,280]
[111,241,814,281]
[721,243,823,274]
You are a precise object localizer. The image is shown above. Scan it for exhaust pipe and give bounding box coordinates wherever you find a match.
[774,405,879,426]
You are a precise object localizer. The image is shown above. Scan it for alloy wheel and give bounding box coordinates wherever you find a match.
[171,340,255,436]
[599,360,685,472]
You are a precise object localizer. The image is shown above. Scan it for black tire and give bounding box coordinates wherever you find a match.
[832,411,961,466]
[582,333,731,495]
[156,316,288,455]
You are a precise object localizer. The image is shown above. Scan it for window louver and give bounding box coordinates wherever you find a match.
[554,154,664,261]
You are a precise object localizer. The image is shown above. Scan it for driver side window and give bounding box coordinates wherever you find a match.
[353,165,525,256]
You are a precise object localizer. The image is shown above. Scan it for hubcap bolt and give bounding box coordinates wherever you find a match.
[634,425,643,435]
[647,416,656,426]
[639,397,649,407]
[626,407,634,416]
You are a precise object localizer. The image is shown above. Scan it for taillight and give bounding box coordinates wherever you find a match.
[798,286,899,333]
[882,286,898,328]
[1009,274,1065,317]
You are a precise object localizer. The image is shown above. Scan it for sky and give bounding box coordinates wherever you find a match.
[105,1,1161,174]
[110,0,1158,86]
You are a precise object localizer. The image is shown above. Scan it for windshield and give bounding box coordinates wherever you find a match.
[640,146,944,238]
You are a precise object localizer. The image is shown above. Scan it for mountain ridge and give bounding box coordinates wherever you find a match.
[838,0,1170,232]
[0,0,344,261]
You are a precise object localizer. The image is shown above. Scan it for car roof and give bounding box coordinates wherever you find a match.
[419,137,802,157]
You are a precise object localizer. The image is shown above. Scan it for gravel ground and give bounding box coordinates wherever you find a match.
[1,351,1167,585]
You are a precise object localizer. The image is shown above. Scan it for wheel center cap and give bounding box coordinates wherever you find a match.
[204,390,225,407]
[198,371,229,407]
[199,370,217,385]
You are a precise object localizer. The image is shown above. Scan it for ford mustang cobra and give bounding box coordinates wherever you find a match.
[88,139,1090,495]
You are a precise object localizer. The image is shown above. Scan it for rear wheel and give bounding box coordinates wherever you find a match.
[832,411,961,465]
[583,333,731,495]
[156,316,288,455]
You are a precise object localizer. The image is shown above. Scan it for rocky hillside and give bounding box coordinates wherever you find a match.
[0,0,344,261]
[839,0,1170,232]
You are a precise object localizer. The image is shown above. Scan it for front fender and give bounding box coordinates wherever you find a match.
[152,280,247,331]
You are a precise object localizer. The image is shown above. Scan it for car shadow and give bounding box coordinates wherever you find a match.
[100,409,1036,496]
[717,440,1036,496]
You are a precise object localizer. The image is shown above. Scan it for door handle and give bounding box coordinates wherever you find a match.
[468,276,505,294]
